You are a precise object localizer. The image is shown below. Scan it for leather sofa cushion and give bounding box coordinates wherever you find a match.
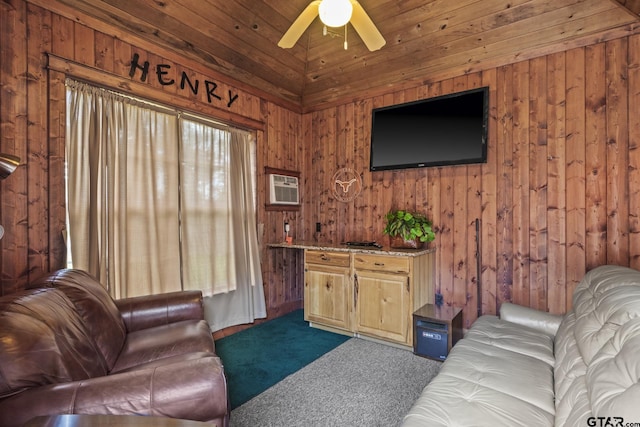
[450,316,555,414]
[404,265,640,427]
[402,372,555,427]
[110,319,215,373]
[572,265,640,364]
[2,356,228,424]
[554,311,587,406]
[116,290,205,332]
[587,316,640,422]
[29,270,127,371]
[554,375,592,427]
[555,265,640,426]
[0,268,228,427]
[500,302,563,336]
[464,315,555,366]
[0,289,106,398]
[445,331,555,414]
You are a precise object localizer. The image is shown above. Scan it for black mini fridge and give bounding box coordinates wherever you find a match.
[414,319,449,361]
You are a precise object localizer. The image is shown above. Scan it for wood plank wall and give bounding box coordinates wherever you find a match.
[3,0,640,330]
[300,36,640,328]
[0,0,304,321]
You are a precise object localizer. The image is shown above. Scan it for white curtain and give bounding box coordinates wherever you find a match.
[180,117,266,330]
[66,80,181,297]
[65,80,265,329]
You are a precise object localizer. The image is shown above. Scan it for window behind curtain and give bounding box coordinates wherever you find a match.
[65,80,264,306]
[179,117,257,296]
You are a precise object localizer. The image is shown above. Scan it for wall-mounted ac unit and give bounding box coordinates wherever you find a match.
[269,173,299,205]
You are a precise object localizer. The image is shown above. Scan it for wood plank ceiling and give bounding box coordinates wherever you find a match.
[44,0,639,110]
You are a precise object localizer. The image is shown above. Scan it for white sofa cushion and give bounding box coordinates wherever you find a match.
[404,265,640,427]
[464,315,555,366]
[554,311,586,407]
[587,317,640,421]
[555,265,640,426]
[402,315,555,427]
[401,371,555,427]
[499,302,563,337]
[553,374,592,427]
[572,265,640,364]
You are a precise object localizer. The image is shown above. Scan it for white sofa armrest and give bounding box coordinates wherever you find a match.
[499,302,564,337]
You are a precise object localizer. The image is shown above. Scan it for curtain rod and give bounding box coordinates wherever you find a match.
[65,78,252,134]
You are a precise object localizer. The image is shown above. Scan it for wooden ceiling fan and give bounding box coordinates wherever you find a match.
[278,0,386,51]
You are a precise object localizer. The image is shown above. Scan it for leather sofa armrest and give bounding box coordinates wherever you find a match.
[499,302,563,337]
[0,356,228,427]
[115,290,204,332]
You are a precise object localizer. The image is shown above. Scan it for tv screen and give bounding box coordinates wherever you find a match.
[370,87,489,171]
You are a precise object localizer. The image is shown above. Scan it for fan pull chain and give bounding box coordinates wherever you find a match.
[344,25,348,50]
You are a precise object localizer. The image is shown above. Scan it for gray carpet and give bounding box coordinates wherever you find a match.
[230,338,441,427]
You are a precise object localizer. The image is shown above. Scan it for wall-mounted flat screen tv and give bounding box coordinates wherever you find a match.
[370,87,489,171]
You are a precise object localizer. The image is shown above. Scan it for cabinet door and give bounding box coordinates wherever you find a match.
[355,270,411,344]
[304,264,351,331]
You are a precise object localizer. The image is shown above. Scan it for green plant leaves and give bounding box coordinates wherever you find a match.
[383,209,435,243]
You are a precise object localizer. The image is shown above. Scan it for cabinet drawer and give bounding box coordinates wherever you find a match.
[353,254,410,273]
[305,250,350,267]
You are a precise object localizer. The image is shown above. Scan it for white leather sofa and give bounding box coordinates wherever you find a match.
[402,265,640,427]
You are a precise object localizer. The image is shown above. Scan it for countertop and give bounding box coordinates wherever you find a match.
[266,241,435,257]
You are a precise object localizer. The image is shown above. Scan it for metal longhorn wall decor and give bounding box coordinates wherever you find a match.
[331,167,362,202]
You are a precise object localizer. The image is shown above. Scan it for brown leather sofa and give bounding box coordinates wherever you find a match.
[0,269,229,427]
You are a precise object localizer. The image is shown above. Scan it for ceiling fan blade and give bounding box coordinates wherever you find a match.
[349,0,386,51]
[278,1,322,48]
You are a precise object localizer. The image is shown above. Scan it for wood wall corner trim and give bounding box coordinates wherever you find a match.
[610,0,640,20]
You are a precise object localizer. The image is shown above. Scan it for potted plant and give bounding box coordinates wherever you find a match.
[383,209,436,249]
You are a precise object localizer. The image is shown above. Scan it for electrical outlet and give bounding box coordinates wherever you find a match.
[316,222,321,232]
[435,293,444,306]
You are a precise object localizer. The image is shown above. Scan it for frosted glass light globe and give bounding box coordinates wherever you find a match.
[319,0,353,28]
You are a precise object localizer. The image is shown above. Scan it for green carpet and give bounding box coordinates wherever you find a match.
[215,310,350,409]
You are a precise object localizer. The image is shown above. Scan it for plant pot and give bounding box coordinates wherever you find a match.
[389,235,424,249]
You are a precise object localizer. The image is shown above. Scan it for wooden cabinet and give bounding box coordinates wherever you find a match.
[304,250,351,331]
[304,248,434,347]
[355,269,411,343]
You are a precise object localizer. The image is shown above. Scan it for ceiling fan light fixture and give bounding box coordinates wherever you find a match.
[279,0,385,51]
[319,0,353,28]
[0,153,20,180]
